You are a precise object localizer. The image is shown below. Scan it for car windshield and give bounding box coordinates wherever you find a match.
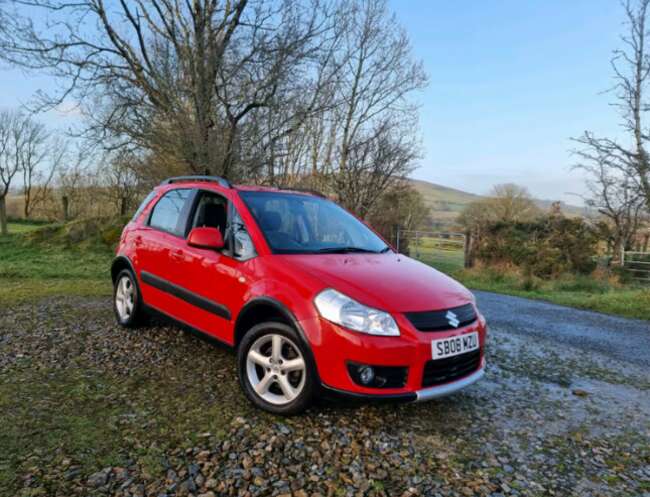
[239,191,390,254]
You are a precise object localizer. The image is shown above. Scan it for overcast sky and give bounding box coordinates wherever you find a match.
[0,1,632,204]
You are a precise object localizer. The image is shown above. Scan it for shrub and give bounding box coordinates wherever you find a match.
[474,215,599,278]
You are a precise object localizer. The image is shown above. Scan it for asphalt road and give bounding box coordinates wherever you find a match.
[474,290,650,368]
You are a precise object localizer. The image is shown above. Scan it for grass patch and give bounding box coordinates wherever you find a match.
[0,279,111,304]
[452,265,650,321]
[0,219,117,304]
[6,221,50,234]
[420,247,650,320]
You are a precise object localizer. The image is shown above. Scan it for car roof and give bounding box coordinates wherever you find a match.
[157,177,324,198]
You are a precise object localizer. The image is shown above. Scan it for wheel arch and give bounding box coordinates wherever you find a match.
[234,297,304,347]
[234,296,322,394]
[111,255,137,283]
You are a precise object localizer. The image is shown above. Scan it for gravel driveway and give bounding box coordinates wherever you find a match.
[0,292,648,497]
[475,290,650,367]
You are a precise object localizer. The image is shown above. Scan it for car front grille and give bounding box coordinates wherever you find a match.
[421,349,481,388]
[404,303,477,332]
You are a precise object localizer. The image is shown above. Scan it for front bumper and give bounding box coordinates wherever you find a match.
[299,311,488,400]
[322,359,485,403]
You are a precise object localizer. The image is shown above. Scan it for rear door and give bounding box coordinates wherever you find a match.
[136,188,196,314]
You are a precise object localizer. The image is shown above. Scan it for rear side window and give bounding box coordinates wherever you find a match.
[131,191,157,222]
[148,189,193,236]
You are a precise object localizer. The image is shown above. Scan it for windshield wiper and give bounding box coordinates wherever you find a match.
[379,246,392,253]
[316,246,379,254]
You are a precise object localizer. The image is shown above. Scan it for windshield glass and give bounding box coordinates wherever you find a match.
[239,191,390,254]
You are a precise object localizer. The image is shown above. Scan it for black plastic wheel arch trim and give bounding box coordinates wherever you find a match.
[235,296,321,382]
[236,297,309,345]
[140,270,231,321]
[111,255,137,283]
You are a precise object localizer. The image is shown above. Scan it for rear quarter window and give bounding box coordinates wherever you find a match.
[148,189,193,236]
[131,191,157,223]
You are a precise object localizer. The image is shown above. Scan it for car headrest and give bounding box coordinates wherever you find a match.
[202,203,227,232]
[260,211,282,232]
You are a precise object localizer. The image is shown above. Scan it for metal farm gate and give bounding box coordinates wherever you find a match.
[396,229,466,270]
[622,250,650,283]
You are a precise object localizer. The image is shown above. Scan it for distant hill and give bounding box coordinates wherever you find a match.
[409,178,586,228]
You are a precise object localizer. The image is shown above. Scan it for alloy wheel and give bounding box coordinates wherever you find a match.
[115,275,135,321]
[245,333,306,405]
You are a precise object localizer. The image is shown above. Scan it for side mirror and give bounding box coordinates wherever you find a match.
[187,227,225,250]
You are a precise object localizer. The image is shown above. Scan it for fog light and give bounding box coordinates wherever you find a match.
[359,366,375,385]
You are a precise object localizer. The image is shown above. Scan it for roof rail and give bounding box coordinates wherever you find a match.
[161,175,232,188]
[277,186,326,198]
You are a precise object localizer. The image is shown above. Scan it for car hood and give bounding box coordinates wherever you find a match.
[275,253,474,313]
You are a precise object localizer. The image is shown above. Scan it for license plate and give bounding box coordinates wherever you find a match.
[431,332,479,360]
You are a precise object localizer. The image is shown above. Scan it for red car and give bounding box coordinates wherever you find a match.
[112,176,487,414]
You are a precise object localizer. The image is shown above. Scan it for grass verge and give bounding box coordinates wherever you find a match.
[456,269,650,320]
[0,220,115,305]
[421,249,650,321]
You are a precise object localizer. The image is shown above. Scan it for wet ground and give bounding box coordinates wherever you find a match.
[475,290,650,367]
[0,293,648,497]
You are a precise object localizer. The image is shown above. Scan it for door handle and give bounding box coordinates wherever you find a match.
[170,249,184,260]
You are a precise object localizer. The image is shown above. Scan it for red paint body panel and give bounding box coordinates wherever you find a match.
[115,181,487,397]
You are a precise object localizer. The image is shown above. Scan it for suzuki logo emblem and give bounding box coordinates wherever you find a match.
[446,310,460,328]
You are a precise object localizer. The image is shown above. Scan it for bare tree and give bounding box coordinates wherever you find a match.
[20,123,67,219]
[574,154,646,255]
[0,0,343,179]
[0,110,22,235]
[0,110,55,233]
[574,0,650,211]
[262,0,426,218]
[487,184,541,223]
[98,150,143,217]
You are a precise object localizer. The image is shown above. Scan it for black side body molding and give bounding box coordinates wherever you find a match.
[142,304,233,350]
[140,270,231,321]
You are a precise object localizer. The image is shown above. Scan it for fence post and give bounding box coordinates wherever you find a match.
[621,245,625,268]
[464,230,474,268]
[415,231,420,258]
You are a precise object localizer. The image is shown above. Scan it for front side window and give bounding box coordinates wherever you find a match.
[239,191,389,254]
[191,191,228,237]
[148,189,192,236]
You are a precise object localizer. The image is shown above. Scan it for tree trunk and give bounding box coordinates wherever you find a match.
[62,195,69,221]
[0,195,8,236]
[24,190,31,219]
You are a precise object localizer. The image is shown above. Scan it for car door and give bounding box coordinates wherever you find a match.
[175,189,256,344]
[136,188,196,314]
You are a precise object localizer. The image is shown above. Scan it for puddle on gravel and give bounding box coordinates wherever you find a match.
[463,326,650,441]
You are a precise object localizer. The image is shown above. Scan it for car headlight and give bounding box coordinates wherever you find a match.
[314,289,400,336]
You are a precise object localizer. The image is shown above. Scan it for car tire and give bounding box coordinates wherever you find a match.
[113,269,147,328]
[238,322,317,415]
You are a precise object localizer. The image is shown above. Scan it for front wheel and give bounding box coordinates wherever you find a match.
[113,269,146,328]
[237,322,317,415]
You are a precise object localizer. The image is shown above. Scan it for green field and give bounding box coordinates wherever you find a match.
[0,221,114,304]
[418,243,650,321]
